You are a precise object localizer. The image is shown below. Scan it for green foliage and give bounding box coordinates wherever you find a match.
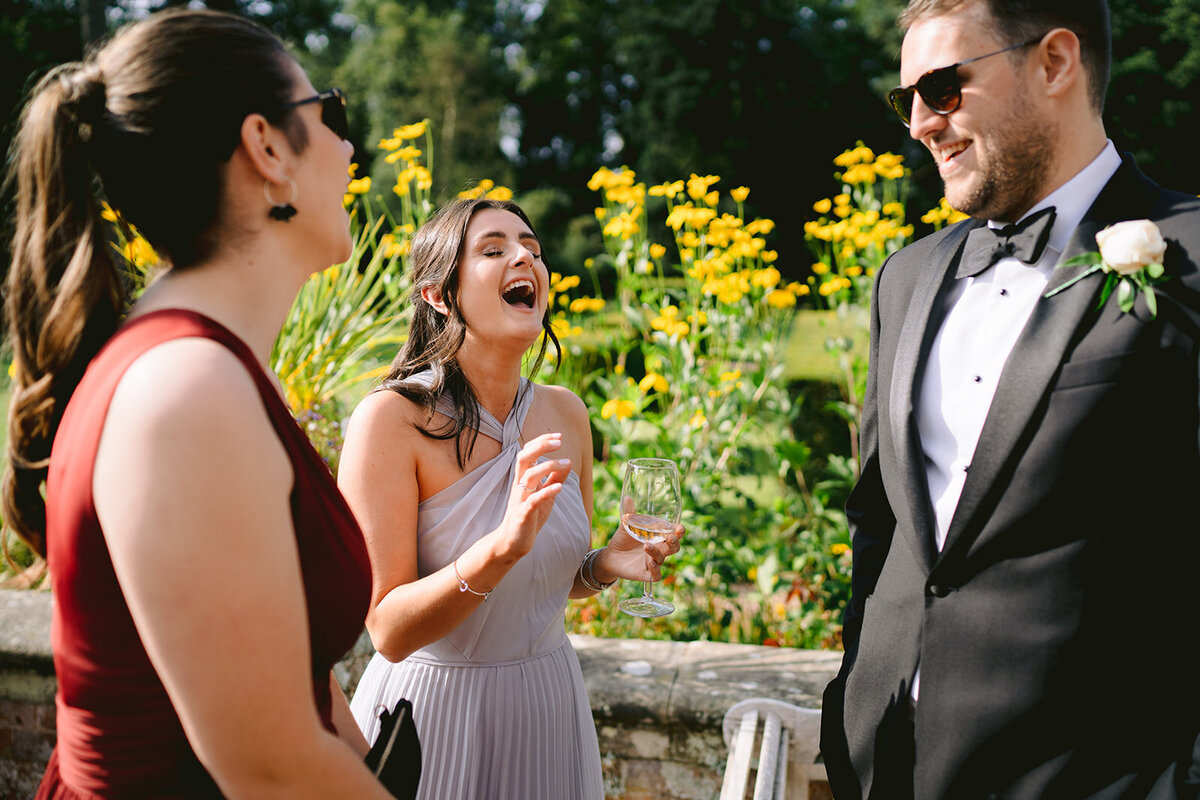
[270,210,411,473]
[336,0,512,201]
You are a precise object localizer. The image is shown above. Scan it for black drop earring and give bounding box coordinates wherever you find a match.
[264,179,298,222]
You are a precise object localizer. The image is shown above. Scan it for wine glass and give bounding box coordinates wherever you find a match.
[618,458,681,618]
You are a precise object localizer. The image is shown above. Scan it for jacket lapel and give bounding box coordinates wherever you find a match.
[937,156,1161,560]
[889,220,980,570]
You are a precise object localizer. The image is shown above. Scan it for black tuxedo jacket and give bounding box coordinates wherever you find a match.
[821,156,1200,799]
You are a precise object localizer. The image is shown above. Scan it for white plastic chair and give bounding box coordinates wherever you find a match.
[719,697,825,800]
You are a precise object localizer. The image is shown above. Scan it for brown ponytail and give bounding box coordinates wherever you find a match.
[2,9,303,557]
[3,65,123,556]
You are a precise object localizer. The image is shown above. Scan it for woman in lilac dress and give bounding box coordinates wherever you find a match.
[340,197,683,799]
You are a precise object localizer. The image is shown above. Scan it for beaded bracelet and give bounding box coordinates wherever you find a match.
[453,559,492,601]
[579,548,617,592]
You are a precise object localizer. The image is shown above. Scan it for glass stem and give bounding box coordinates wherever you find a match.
[642,580,654,598]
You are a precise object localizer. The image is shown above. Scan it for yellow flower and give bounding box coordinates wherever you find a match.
[6,361,14,378]
[649,243,666,259]
[752,267,782,289]
[688,310,708,326]
[552,274,581,292]
[384,145,423,165]
[841,163,877,186]
[744,218,775,236]
[123,236,159,268]
[100,202,120,222]
[831,543,851,556]
[379,233,409,259]
[767,288,797,308]
[704,190,720,206]
[569,296,606,313]
[789,282,811,297]
[846,265,863,277]
[594,207,608,221]
[347,176,371,195]
[813,198,832,214]
[638,372,669,394]
[648,180,685,198]
[812,262,830,275]
[731,186,750,202]
[833,148,860,168]
[393,120,429,140]
[689,409,706,429]
[486,186,513,201]
[378,137,401,151]
[588,166,635,192]
[882,202,905,218]
[761,250,778,264]
[550,317,580,339]
[720,370,742,382]
[686,173,720,200]
[834,193,851,206]
[853,145,876,163]
[603,212,641,240]
[601,398,636,420]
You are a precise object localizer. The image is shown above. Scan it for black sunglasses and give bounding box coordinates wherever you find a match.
[887,38,1042,126]
[273,88,349,140]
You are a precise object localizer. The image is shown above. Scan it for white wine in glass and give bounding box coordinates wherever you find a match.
[618,458,681,618]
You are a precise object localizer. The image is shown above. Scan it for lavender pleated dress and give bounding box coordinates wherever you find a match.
[349,375,604,800]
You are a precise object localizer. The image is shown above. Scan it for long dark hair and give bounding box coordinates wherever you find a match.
[378,197,561,470]
[3,9,306,556]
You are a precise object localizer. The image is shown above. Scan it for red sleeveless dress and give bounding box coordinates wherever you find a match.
[36,309,372,798]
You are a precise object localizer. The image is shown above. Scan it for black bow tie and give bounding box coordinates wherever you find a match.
[958,206,1057,279]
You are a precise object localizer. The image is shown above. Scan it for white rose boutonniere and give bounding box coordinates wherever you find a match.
[1044,219,1169,318]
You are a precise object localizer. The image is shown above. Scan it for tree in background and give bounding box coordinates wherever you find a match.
[1,0,1197,287]
[335,0,514,199]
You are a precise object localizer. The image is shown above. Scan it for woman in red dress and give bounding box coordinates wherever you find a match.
[3,9,399,798]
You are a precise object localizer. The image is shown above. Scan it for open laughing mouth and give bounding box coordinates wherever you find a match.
[936,140,970,167]
[501,278,536,309]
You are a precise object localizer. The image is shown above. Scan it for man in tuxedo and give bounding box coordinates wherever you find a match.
[820,0,1200,797]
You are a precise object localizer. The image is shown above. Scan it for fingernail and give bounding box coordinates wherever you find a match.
[557,459,571,466]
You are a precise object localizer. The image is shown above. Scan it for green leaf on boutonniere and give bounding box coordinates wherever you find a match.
[1117,277,1136,313]
[1147,262,1165,280]
[1142,281,1158,317]
[1097,272,1118,308]
[1044,252,1104,299]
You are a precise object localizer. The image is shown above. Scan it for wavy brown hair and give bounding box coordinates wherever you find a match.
[2,9,306,556]
[377,197,560,470]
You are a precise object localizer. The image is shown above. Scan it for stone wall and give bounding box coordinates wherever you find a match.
[2,589,839,799]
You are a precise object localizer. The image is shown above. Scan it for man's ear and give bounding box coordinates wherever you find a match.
[238,113,294,186]
[421,285,450,316]
[1037,27,1083,100]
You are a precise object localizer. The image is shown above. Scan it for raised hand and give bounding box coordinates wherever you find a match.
[497,433,573,558]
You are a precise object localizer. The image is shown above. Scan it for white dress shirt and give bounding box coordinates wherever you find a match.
[910,141,1122,702]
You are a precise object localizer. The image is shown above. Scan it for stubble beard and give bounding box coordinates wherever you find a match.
[944,89,1057,223]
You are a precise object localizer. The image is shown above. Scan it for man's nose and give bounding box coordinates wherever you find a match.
[907,94,947,142]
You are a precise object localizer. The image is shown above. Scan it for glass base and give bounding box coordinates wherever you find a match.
[619,595,675,618]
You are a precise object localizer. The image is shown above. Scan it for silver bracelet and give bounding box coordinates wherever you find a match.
[579,548,617,592]
[453,559,492,601]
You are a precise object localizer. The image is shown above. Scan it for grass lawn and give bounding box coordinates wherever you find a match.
[784,309,869,383]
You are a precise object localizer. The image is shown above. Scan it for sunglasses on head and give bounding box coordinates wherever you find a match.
[273,88,349,140]
[887,37,1042,127]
